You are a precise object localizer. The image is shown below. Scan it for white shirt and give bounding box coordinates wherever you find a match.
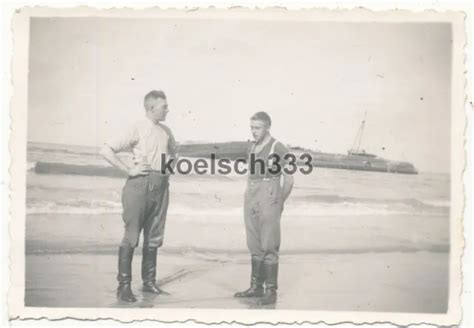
[106,118,177,171]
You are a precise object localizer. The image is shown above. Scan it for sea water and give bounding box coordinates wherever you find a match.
[26,142,449,219]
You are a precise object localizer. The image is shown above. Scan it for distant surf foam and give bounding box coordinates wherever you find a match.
[294,194,450,211]
[26,197,448,217]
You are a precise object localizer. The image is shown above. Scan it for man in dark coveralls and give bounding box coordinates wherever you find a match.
[234,111,294,305]
[100,90,178,302]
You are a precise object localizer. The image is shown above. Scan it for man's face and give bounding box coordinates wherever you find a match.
[148,97,169,122]
[250,119,269,143]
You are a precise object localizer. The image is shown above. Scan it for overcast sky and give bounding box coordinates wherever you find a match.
[28,18,452,173]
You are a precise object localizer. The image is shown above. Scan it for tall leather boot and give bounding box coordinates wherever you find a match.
[234,258,264,298]
[141,247,167,294]
[257,262,278,305]
[117,246,137,303]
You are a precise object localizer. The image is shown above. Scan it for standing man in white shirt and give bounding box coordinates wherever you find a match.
[100,90,178,303]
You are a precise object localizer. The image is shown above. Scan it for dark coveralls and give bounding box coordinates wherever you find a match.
[244,138,288,265]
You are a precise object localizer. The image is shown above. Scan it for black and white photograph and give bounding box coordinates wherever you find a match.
[7,7,467,326]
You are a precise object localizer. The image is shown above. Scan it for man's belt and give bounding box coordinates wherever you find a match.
[248,174,281,182]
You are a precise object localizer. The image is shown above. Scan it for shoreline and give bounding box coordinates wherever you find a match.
[26,242,450,256]
[26,212,450,256]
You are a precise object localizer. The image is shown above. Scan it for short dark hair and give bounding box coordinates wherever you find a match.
[144,90,166,104]
[251,111,272,127]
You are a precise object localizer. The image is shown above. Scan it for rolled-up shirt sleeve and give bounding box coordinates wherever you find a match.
[160,124,178,157]
[168,131,179,157]
[105,124,139,153]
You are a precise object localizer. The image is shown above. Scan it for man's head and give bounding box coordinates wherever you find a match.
[250,111,272,143]
[144,90,168,123]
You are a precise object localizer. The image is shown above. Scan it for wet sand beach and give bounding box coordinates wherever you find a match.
[25,212,449,312]
[26,251,448,312]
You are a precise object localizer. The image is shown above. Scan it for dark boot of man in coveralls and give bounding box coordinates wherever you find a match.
[234,111,294,306]
[100,90,178,303]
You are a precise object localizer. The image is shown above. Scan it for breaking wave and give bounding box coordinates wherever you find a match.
[26,196,448,217]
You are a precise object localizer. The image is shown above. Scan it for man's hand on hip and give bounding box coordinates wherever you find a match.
[128,163,151,177]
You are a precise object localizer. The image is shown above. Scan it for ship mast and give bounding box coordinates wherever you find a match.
[350,111,367,154]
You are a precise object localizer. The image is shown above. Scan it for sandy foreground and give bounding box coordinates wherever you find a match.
[26,252,448,312]
[25,212,449,312]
